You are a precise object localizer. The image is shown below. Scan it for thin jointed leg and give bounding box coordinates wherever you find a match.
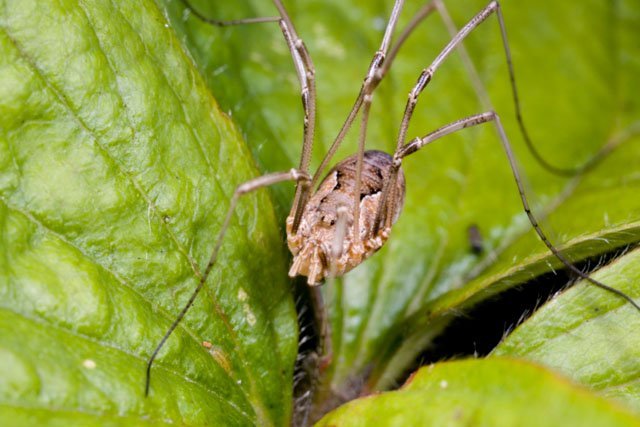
[372,0,633,293]
[320,205,350,365]
[375,1,500,232]
[310,0,406,189]
[180,0,280,26]
[378,0,594,230]
[389,111,640,312]
[180,0,317,233]
[270,0,319,232]
[431,0,588,176]
[145,169,310,396]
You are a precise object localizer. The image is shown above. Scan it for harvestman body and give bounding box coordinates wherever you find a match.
[144,0,640,394]
[288,150,405,285]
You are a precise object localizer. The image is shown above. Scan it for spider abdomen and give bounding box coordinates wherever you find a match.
[287,150,405,285]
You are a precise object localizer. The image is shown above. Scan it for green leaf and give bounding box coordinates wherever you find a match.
[315,358,640,427]
[494,247,640,413]
[168,0,640,401]
[0,0,296,425]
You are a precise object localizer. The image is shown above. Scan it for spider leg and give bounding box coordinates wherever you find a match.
[319,205,350,365]
[339,0,410,245]
[374,1,500,232]
[145,169,310,396]
[376,0,601,178]
[388,112,640,313]
[370,0,639,289]
[305,205,350,373]
[311,0,406,189]
[270,0,319,233]
[436,1,600,177]
[180,0,317,233]
[180,0,280,26]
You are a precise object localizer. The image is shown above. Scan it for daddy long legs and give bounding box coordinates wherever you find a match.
[148,0,640,418]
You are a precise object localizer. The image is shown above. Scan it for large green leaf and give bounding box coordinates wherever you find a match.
[0,0,296,425]
[315,358,640,427]
[168,0,640,404]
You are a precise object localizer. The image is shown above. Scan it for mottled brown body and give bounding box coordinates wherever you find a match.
[287,150,405,285]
